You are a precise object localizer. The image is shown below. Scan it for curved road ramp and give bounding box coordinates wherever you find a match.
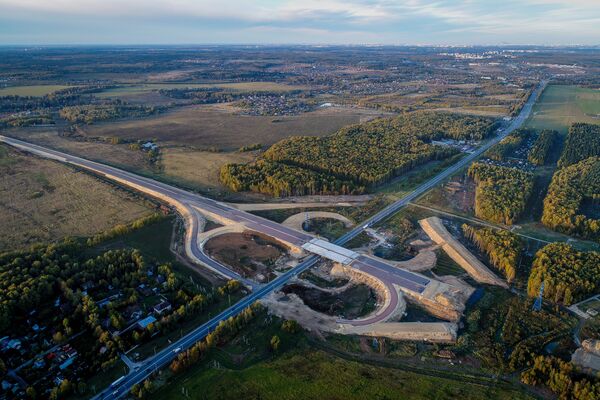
[419,217,508,288]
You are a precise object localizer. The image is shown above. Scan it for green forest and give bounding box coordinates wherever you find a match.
[220,159,365,197]
[542,157,600,241]
[462,224,523,282]
[558,123,600,167]
[527,129,560,165]
[527,242,600,305]
[468,162,535,225]
[222,112,495,196]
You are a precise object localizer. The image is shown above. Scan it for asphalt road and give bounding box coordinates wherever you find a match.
[0,80,545,399]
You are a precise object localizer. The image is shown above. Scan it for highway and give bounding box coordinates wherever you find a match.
[0,80,545,399]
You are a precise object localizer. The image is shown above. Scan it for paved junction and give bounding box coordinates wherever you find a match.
[0,80,546,399]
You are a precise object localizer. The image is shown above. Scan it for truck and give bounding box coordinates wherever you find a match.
[110,376,126,387]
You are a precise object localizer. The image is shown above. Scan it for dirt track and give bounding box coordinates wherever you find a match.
[419,217,507,288]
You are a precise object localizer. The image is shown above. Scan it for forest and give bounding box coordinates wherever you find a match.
[461,292,572,374]
[521,355,600,400]
[558,123,600,167]
[527,129,560,165]
[468,162,535,225]
[221,112,495,196]
[220,159,364,197]
[462,224,523,282]
[527,242,600,305]
[542,157,600,241]
[0,236,241,398]
[484,128,532,161]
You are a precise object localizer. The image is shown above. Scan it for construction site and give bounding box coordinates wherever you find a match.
[198,206,508,344]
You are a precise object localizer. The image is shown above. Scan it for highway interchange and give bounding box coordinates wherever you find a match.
[0,80,545,399]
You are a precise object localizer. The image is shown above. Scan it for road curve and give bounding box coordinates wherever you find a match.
[0,80,546,399]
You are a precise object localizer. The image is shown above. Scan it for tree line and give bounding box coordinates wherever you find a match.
[220,160,365,197]
[0,85,112,113]
[528,129,560,165]
[468,162,535,225]
[59,103,161,124]
[462,224,523,282]
[558,123,600,167]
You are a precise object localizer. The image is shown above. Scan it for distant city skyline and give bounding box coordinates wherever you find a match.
[1,0,599,45]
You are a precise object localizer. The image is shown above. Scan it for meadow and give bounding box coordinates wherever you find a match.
[0,144,152,251]
[80,104,372,150]
[0,84,74,96]
[95,82,307,99]
[525,85,600,133]
[155,349,534,400]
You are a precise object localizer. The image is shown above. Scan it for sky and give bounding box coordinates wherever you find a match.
[0,0,599,46]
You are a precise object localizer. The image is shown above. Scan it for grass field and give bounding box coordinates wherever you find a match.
[90,216,178,264]
[0,84,74,96]
[4,127,255,197]
[80,104,373,150]
[95,82,307,99]
[525,85,600,133]
[156,349,533,400]
[157,147,255,192]
[0,144,152,252]
[5,127,153,172]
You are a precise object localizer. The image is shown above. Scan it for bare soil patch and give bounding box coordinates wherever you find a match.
[281,283,376,319]
[204,231,287,279]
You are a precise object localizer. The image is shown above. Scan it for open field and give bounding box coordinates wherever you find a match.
[158,147,255,192]
[0,84,74,96]
[356,82,525,117]
[156,349,534,400]
[79,104,383,150]
[0,144,152,252]
[525,85,600,133]
[3,127,263,199]
[95,82,308,99]
[5,127,152,172]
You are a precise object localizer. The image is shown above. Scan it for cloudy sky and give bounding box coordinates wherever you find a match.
[0,0,599,45]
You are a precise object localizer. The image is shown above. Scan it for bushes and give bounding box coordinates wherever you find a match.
[462,224,523,282]
[541,157,600,240]
[468,162,535,225]
[59,104,160,124]
[527,243,600,305]
[528,129,559,165]
[169,303,261,374]
[558,123,600,167]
